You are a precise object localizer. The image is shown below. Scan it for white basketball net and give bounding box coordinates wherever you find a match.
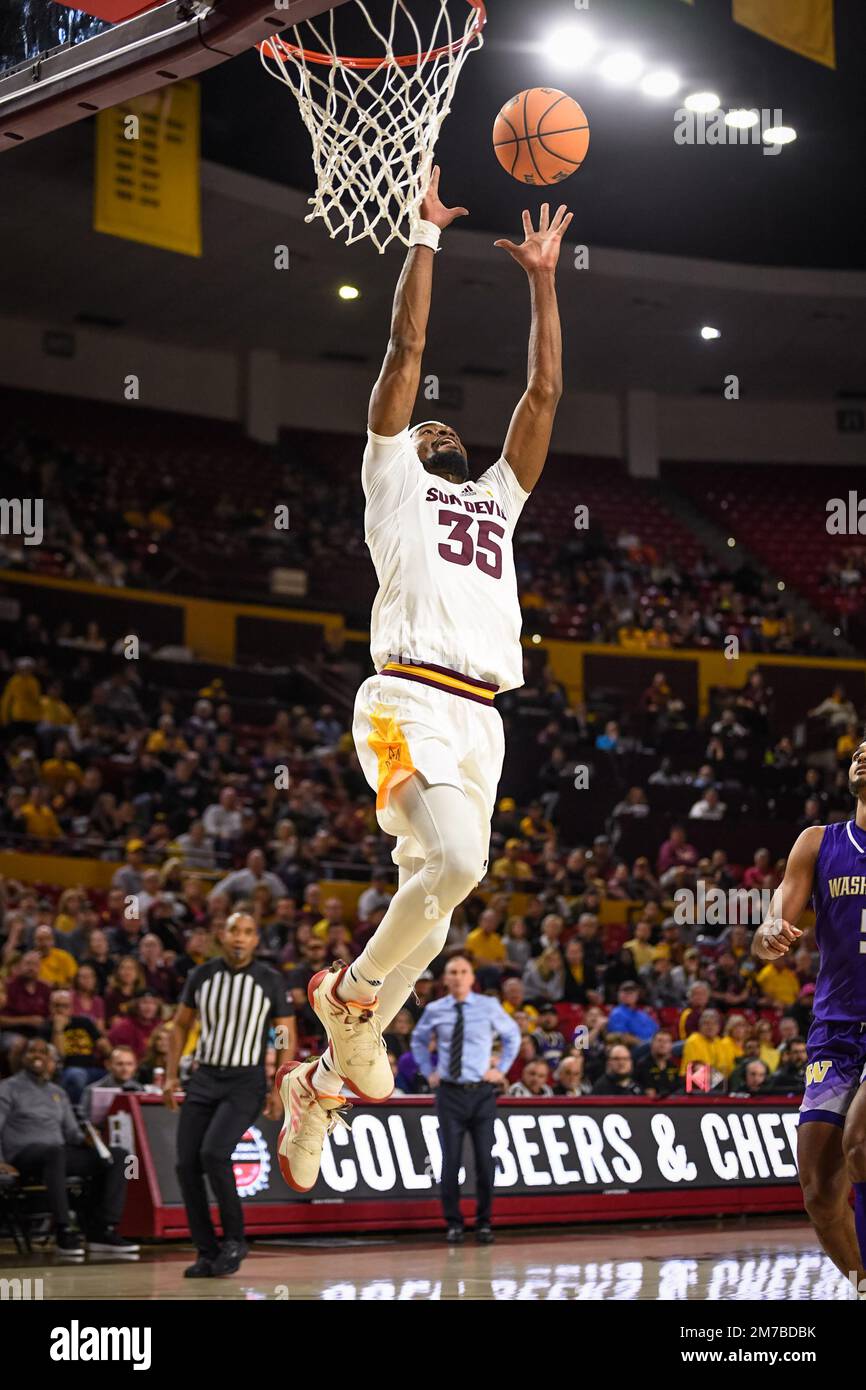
[259,1,485,253]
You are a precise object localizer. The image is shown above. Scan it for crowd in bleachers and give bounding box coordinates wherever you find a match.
[0,390,835,652]
[3,600,857,1111]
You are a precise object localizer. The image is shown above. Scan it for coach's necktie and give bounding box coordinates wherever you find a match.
[449,1000,464,1081]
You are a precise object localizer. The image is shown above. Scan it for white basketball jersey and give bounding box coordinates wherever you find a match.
[362,427,530,692]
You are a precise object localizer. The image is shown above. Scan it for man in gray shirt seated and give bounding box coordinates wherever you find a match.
[81,1044,144,1123]
[0,1038,137,1257]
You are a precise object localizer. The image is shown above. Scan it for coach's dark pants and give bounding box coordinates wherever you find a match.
[176,1065,266,1258]
[435,1080,497,1228]
[12,1142,128,1232]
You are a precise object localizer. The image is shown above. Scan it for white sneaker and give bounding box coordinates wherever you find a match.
[308,963,394,1102]
[275,1060,351,1194]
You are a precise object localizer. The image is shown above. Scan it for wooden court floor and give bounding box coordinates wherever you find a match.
[0,1218,857,1300]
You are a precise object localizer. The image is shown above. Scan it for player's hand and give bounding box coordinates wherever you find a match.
[419,165,469,230]
[162,1077,180,1111]
[495,203,574,273]
[758,919,803,959]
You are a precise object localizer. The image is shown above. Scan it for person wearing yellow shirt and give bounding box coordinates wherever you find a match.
[755,1018,781,1074]
[33,924,78,987]
[145,716,189,756]
[0,658,42,726]
[715,1013,749,1076]
[491,839,533,882]
[625,919,658,973]
[500,977,539,1030]
[465,909,507,967]
[755,958,800,1009]
[19,787,62,838]
[41,738,84,794]
[39,682,74,730]
[680,1009,730,1077]
[836,723,859,765]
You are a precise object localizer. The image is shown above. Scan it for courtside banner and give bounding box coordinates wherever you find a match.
[117,1096,802,1232]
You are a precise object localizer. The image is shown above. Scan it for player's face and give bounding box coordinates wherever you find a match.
[411,422,469,483]
[848,741,866,797]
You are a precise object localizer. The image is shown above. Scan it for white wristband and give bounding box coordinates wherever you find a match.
[409,218,442,252]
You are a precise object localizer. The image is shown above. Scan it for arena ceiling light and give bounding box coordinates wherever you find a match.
[684,90,721,113]
[763,125,797,146]
[599,51,644,85]
[338,284,361,301]
[542,24,599,70]
[701,325,721,340]
[725,108,760,129]
[641,69,681,98]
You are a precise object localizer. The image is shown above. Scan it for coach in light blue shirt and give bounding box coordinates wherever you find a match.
[411,952,520,1245]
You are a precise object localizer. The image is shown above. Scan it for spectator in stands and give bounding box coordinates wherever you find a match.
[138,934,175,1001]
[112,840,147,896]
[767,1038,807,1094]
[717,1013,749,1075]
[210,848,285,906]
[534,1003,566,1064]
[635,1030,680,1097]
[357,869,392,923]
[33,924,77,988]
[624,919,657,973]
[592,1044,644,1097]
[500,978,539,1030]
[553,1054,591,1097]
[0,1036,135,1255]
[137,1023,172,1086]
[383,1009,415,1059]
[689,786,726,820]
[679,1008,728,1078]
[657,824,699,878]
[573,913,605,975]
[171,818,216,870]
[678,979,711,1037]
[754,1018,781,1073]
[708,949,751,1010]
[4,950,52,1041]
[508,1060,553,1098]
[755,954,800,1010]
[107,991,161,1060]
[80,928,113,994]
[20,785,62,840]
[730,1058,771,1098]
[80,1044,144,1121]
[202,786,243,850]
[502,917,532,969]
[41,987,110,1102]
[809,684,857,730]
[607,981,658,1046]
[641,954,684,1010]
[560,939,595,1005]
[465,909,507,973]
[107,901,144,959]
[70,964,106,1031]
[104,957,146,1024]
[522,946,565,1005]
[491,838,533,884]
[0,657,42,734]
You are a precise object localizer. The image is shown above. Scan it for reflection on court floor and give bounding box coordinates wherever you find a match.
[0,1221,857,1300]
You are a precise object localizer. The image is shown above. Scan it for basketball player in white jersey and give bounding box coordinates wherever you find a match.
[276,168,571,1190]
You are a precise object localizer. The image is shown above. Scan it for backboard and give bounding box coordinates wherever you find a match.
[0,0,348,150]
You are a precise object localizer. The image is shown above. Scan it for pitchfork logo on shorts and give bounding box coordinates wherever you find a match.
[232,1126,271,1198]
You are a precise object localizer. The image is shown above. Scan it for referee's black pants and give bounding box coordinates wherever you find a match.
[176,1065,266,1257]
[435,1080,497,1228]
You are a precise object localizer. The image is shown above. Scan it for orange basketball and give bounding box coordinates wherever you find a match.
[493,87,590,186]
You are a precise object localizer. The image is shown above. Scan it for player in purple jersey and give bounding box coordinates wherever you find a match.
[753,740,866,1288]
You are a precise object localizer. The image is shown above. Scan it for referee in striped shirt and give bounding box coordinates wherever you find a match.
[165,911,295,1277]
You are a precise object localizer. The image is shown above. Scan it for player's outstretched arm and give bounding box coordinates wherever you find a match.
[752,825,824,961]
[368,166,468,437]
[496,203,572,493]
